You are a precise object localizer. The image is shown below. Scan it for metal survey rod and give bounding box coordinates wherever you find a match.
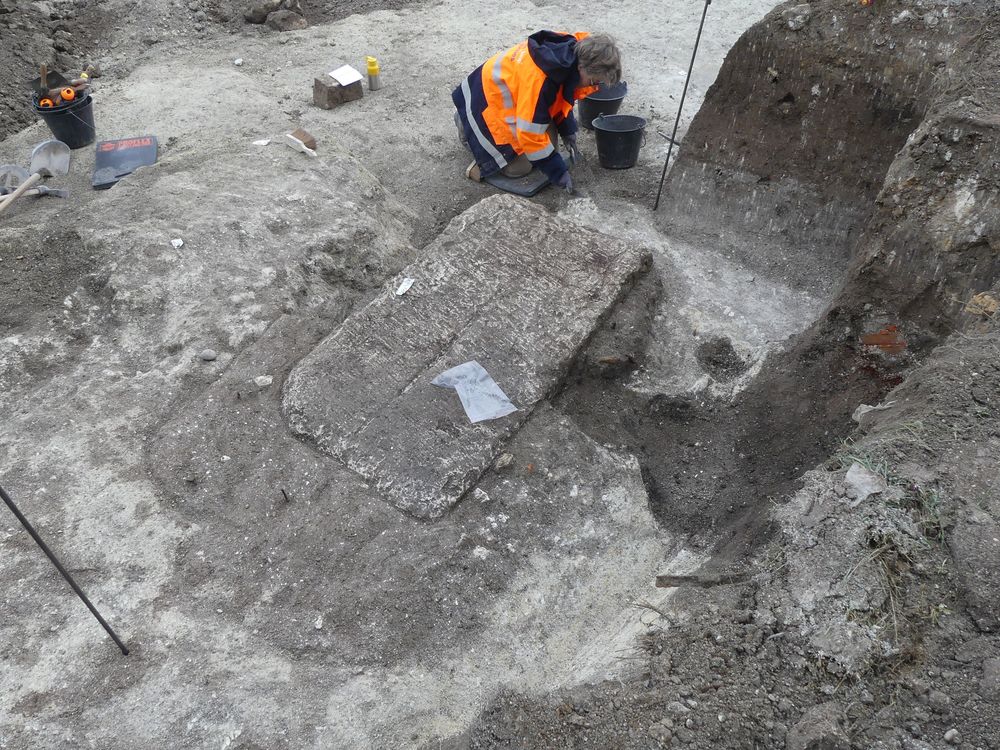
[653,0,712,211]
[0,482,129,655]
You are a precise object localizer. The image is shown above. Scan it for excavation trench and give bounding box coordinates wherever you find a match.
[555,1,992,566]
[146,5,998,747]
[456,6,1000,744]
[6,3,1000,749]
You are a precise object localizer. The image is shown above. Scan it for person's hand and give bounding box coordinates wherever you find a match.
[555,171,574,194]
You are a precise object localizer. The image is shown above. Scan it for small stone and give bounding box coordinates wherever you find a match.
[234,58,243,66]
[782,3,812,31]
[927,690,950,713]
[244,0,280,23]
[265,9,308,31]
[944,728,960,745]
[199,349,218,362]
[981,657,1000,698]
[666,701,691,716]
[254,375,273,388]
[965,292,999,318]
[647,722,671,743]
[674,727,695,744]
[171,238,184,249]
[314,615,323,629]
[786,702,848,750]
[494,453,515,472]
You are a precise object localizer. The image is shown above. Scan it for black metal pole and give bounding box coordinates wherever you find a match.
[0,482,129,655]
[653,0,712,210]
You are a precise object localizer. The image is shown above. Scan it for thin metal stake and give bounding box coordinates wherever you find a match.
[653,0,713,211]
[1,482,129,655]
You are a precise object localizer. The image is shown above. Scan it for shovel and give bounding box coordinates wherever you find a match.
[0,164,29,193]
[0,140,71,218]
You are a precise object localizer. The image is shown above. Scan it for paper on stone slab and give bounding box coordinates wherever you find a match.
[395,277,415,296]
[432,361,517,423]
[844,462,887,504]
[329,64,363,86]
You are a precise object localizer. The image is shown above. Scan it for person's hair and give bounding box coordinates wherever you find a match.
[577,34,622,85]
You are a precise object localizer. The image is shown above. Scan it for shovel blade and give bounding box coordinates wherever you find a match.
[0,164,30,192]
[29,140,71,177]
[28,70,71,96]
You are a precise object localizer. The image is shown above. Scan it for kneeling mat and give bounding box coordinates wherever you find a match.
[483,168,549,197]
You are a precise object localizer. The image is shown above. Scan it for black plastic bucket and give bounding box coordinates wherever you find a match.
[592,114,646,169]
[33,94,96,149]
[578,81,628,130]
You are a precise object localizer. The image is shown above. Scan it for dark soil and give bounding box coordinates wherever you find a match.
[0,0,110,141]
[694,337,747,382]
[558,305,893,557]
[0,228,98,328]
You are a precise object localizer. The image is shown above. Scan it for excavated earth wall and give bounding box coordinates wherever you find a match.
[466,2,1000,748]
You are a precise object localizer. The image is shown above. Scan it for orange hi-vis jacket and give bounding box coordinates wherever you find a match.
[453,31,599,182]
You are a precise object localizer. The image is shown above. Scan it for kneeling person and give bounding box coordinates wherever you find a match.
[453,31,622,192]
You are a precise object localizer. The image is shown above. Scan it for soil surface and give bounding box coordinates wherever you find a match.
[2,1,1000,749]
[0,0,421,142]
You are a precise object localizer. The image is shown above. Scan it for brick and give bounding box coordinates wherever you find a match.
[313,76,364,109]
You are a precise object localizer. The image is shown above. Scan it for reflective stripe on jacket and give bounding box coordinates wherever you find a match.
[453,31,598,181]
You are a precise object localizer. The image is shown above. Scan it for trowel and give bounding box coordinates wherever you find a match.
[0,140,71,218]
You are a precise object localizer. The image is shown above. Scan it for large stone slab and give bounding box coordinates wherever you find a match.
[282,194,651,518]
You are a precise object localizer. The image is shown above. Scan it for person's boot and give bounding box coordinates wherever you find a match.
[465,161,482,182]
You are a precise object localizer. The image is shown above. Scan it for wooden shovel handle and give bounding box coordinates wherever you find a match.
[0,188,45,202]
[0,173,42,217]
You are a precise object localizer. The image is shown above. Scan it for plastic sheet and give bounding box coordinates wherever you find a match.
[432,361,517,423]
